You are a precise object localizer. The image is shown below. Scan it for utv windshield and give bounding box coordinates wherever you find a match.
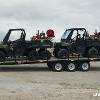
[61,30,71,39]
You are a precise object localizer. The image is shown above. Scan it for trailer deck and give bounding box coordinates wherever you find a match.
[0,57,100,64]
[0,56,100,72]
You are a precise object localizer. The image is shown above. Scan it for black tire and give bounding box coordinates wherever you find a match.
[53,48,59,58]
[40,50,51,60]
[52,62,64,72]
[0,51,5,62]
[47,62,53,70]
[66,62,76,72]
[38,49,43,55]
[28,50,39,61]
[88,47,98,58]
[79,62,90,72]
[58,49,69,59]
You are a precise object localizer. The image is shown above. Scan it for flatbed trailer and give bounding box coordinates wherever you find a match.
[0,56,100,72]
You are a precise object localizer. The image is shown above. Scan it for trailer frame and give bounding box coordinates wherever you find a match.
[0,56,100,72]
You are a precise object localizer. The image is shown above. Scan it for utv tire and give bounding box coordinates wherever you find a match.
[0,51,5,62]
[40,50,51,60]
[28,50,39,61]
[58,49,69,59]
[53,48,59,58]
[38,49,43,55]
[88,47,98,58]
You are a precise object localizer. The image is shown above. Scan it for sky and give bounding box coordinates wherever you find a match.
[0,0,100,41]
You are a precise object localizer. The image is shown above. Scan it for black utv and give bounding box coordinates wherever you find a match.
[53,28,100,59]
[0,29,53,62]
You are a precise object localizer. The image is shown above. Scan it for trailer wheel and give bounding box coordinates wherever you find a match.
[40,50,51,60]
[52,62,64,72]
[0,51,5,62]
[79,62,90,71]
[88,47,98,58]
[28,50,39,61]
[58,49,69,59]
[66,62,76,72]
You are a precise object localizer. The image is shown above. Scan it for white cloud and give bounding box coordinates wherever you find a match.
[0,0,100,41]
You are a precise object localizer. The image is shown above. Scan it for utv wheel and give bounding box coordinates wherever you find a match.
[53,48,59,58]
[58,49,69,59]
[38,49,43,55]
[40,50,51,60]
[52,62,63,72]
[28,50,39,61]
[88,47,98,58]
[79,62,90,71]
[66,63,76,72]
[0,51,5,62]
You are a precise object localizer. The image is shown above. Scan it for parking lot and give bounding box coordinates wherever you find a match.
[0,62,100,100]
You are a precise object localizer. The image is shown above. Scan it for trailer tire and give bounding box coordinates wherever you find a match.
[88,47,98,58]
[40,50,51,60]
[0,51,5,62]
[28,50,39,61]
[66,62,76,72]
[58,49,69,59]
[52,62,64,72]
[79,62,90,71]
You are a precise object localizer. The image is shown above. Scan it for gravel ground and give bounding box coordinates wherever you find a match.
[0,62,100,100]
